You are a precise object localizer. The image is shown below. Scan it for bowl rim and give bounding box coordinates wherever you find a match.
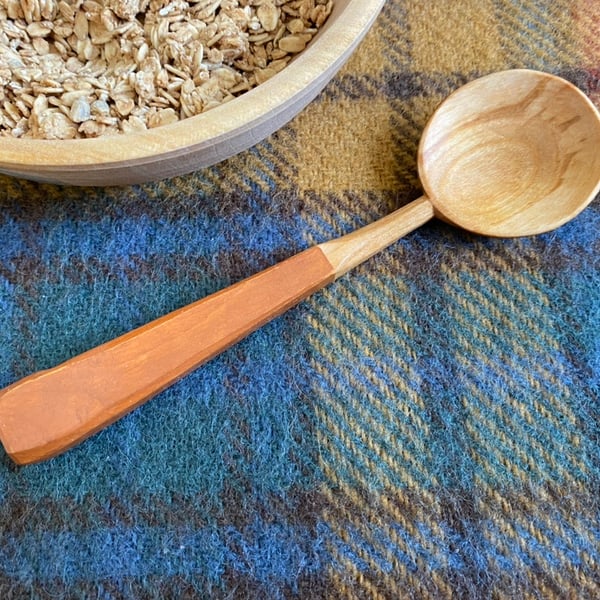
[0,0,386,169]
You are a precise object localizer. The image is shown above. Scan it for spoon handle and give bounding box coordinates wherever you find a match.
[0,197,433,465]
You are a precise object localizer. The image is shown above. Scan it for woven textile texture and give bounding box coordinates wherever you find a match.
[1,1,599,598]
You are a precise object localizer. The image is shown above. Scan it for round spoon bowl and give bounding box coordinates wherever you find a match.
[418,69,600,237]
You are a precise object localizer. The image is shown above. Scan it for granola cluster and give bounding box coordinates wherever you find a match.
[0,0,333,138]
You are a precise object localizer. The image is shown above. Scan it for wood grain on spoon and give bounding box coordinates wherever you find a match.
[418,70,600,236]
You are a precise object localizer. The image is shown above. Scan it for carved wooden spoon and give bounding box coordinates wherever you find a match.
[1,69,599,465]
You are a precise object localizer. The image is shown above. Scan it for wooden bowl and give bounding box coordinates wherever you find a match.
[0,0,385,186]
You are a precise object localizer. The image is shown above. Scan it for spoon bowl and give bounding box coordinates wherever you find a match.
[419,69,600,236]
[1,69,599,465]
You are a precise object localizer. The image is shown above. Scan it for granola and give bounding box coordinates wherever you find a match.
[0,0,334,138]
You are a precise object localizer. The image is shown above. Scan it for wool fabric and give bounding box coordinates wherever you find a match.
[1,1,599,597]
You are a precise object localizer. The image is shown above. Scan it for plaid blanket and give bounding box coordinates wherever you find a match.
[1,1,599,597]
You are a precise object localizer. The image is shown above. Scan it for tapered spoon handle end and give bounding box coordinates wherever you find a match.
[0,247,335,465]
[0,197,434,465]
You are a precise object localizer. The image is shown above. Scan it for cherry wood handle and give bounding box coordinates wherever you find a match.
[0,197,434,465]
[0,247,335,465]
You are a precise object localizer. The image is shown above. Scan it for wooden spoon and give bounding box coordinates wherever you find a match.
[1,69,599,465]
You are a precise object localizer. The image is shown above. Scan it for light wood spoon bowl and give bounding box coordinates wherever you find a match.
[1,69,599,464]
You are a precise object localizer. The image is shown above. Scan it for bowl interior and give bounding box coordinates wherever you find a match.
[0,0,385,185]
